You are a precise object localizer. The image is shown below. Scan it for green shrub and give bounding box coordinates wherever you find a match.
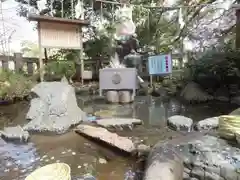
[0,70,36,100]
[188,45,240,90]
[44,61,75,79]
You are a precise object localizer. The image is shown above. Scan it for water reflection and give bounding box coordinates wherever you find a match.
[82,96,237,128]
[148,103,166,127]
[82,96,183,128]
[0,138,39,179]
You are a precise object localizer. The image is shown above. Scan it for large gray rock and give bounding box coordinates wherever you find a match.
[176,135,240,180]
[143,141,184,180]
[144,132,207,180]
[24,81,86,134]
[167,115,193,132]
[180,82,213,102]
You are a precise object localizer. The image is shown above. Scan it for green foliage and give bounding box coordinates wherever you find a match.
[0,70,36,100]
[45,61,75,79]
[44,49,77,79]
[16,0,235,73]
[195,49,240,76]
[189,43,240,89]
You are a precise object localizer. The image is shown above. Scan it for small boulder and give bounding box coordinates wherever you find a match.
[167,115,193,132]
[98,158,107,164]
[0,125,29,142]
[195,117,219,131]
[180,82,213,102]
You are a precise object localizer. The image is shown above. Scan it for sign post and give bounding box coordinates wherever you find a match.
[148,54,172,87]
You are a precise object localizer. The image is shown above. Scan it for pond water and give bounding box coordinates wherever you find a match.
[0,96,238,180]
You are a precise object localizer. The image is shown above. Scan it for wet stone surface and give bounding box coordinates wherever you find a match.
[0,96,238,180]
[175,135,240,180]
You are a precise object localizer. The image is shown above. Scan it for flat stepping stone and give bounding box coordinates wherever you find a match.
[96,118,142,128]
[75,125,136,153]
[0,125,29,142]
[167,115,193,132]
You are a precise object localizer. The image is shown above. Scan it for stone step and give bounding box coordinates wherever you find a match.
[75,125,136,153]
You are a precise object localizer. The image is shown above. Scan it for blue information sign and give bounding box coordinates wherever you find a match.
[148,54,172,75]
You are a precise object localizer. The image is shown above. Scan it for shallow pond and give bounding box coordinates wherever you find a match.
[0,96,238,180]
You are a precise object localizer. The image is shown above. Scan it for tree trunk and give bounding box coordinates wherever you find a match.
[44,48,48,63]
[236,8,240,49]
[75,61,81,81]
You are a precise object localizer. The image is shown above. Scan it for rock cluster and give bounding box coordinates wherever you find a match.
[145,112,240,180]
[180,135,240,180]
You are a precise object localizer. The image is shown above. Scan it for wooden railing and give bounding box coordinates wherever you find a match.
[0,53,38,75]
[0,53,109,76]
[0,53,183,79]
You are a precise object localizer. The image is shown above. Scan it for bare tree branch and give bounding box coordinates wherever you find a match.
[172,0,218,43]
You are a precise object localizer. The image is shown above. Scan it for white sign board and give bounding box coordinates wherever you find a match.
[148,54,172,75]
[39,21,81,49]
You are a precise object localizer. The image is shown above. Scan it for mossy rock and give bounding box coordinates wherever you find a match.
[180,82,213,102]
[229,108,240,116]
[219,115,240,140]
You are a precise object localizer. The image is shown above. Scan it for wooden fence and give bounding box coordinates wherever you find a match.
[0,53,183,79]
[0,53,38,75]
[0,53,109,76]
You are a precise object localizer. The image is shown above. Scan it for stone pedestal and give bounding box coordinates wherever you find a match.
[118,91,133,103]
[106,90,134,103]
[106,91,119,103]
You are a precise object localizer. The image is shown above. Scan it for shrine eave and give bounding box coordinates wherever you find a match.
[28,14,90,26]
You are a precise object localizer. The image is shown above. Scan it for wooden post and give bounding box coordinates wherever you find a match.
[150,75,153,87]
[14,53,23,72]
[80,28,84,85]
[38,22,44,81]
[27,62,34,75]
[2,60,8,70]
